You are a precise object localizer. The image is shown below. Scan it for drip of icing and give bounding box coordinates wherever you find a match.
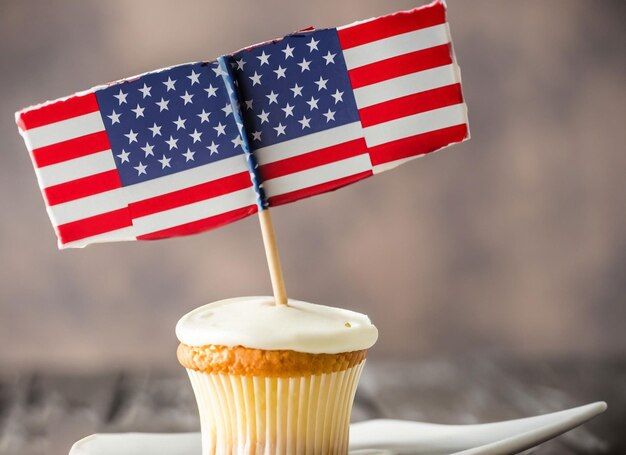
[176,296,378,354]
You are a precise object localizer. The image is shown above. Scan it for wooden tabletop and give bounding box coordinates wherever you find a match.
[1,354,624,454]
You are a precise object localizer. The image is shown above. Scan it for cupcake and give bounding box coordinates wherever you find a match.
[176,296,378,455]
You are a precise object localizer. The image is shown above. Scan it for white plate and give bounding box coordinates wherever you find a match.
[69,401,606,455]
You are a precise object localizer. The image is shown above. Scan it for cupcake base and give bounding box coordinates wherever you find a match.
[186,361,365,455]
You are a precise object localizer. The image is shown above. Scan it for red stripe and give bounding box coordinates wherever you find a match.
[337,1,445,49]
[368,124,468,167]
[17,92,100,131]
[348,44,452,89]
[32,131,111,168]
[359,84,463,128]
[129,172,252,219]
[137,205,257,241]
[267,170,372,207]
[44,170,122,206]
[259,139,368,181]
[57,207,132,245]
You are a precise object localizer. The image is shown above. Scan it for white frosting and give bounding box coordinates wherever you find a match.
[176,296,378,354]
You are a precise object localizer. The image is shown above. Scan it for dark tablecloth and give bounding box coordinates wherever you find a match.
[1,354,624,454]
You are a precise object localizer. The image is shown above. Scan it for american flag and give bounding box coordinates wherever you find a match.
[233,0,468,206]
[16,0,468,249]
[16,61,260,248]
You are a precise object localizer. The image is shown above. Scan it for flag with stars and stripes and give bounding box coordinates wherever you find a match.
[17,61,260,248]
[16,0,468,249]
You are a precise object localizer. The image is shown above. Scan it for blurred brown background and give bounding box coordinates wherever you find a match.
[1,0,625,373]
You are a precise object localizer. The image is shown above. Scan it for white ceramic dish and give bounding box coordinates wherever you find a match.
[69,401,606,455]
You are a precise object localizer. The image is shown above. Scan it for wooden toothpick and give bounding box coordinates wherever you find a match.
[258,209,288,306]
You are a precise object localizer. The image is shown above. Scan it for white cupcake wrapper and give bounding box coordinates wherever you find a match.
[186,361,365,455]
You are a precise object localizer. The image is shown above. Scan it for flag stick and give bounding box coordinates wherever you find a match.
[258,209,288,306]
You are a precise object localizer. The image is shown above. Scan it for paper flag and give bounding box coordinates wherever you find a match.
[16,0,468,248]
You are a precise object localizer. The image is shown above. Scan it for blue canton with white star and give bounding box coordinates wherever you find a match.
[96,62,245,186]
[230,28,360,150]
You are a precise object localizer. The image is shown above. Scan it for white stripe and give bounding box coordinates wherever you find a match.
[364,103,467,147]
[48,155,251,225]
[264,154,371,198]
[36,150,116,188]
[353,64,459,108]
[48,188,127,226]
[254,123,363,166]
[60,226,137,249]
[124,154,250,203]
[131,188,256,236]
[23,112,105,150]
[373,155,425,174]
[342,24,449,70]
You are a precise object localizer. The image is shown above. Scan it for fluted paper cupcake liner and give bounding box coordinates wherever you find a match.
[186,361,365,455]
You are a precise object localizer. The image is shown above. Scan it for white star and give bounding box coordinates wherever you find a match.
[141,142,155,157]
[207,141,219,155]
[182,148,195,162]
[266,91,279,105]
[297,58,311,72]
[306,96,319,110]
[163,77,176,91]
[205,84,218,97]
[298,116,311,129]
[113,89,128,105]
[134,162,147,176]
[214,122,226,136]
[249,71,262,86]
[197,109,211,123]
[117,149,130,163]
[173,116,187,130]
[290,83,303,97]
[222,103,233,116]
[251,130,262,141]
[235,58,246,70]
[156,98,169,112]
[273,65,287,79]
[158,155,172,169]
[131,104,145,118]
[180,91,194,105]
[314,77,328,91]
[282,44,295,59]
[187,70,200,85]
[244,99,254,110]
[165,136,179,150]
[124,129,138,143]
[231,135,244,149]
[323,109,336,122]
[139,83,152,98]
[212,65,227,77]
[257,110,270,124]
[273,123,287,136]
[323,51,336,65]
[148,123,162,137]
[331,89,344,104]
[189,129,202,143]
[257,51,270,66]
[107,110,121,124]
[282,103,295,117]
[306,37,320,52]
